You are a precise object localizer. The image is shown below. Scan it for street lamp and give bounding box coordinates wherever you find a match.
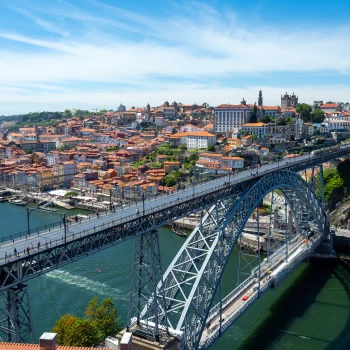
[55,212,67,245]
[27,207,36,235]
[142,187,146,215]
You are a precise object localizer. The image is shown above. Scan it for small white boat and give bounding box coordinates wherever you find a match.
[11,199,27,206]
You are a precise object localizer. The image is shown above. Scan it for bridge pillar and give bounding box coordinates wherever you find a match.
[128,230,164,342]
[0,284,34,343]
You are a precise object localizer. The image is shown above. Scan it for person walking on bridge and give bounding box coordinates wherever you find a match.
[37,240,40,251]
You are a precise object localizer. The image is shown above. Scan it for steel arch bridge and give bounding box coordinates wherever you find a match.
[137,170,328,350]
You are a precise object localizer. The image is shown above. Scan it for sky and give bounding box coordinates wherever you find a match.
[1,0,350,115]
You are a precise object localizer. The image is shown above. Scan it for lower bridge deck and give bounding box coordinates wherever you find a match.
[199,235,321,349]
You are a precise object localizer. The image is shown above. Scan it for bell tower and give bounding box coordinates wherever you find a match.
[258,89,263,107]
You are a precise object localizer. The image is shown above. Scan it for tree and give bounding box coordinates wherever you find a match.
[276,116,286,125]
[312,109,325,123]
[64,191,78,197]
[258,115,270,124]
[65,318,102,347]
[164,175,177,187]
[74,109,84,117]
[207,145,215,152]
[63,109,72,118]
[85,297,123,339]
[251,103,258,123]
[296,103,312,122]
[52,314,78,345]
[106,146,119,152]
[52,297,122,347]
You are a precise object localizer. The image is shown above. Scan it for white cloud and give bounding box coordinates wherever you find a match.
[1,84,350,115]
[0,1,349,114]
[11,7,69,37]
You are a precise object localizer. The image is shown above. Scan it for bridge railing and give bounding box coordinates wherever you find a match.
[0,220,62,244]
[1,146,348,248]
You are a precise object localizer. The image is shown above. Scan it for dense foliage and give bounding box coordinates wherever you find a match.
[296,103,312,122]
[320,160,350,201]
[52,297,122,347]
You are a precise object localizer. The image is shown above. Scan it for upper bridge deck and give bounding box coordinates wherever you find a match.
[0,144,349,290]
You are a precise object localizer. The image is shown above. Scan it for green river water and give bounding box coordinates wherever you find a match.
[0,202,349,349]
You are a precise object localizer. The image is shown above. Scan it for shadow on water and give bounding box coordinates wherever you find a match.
[326,259,350,350]
[237,260,346,350]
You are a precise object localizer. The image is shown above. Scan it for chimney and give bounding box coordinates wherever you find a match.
[120,332,132,350]
[39,332,57,350]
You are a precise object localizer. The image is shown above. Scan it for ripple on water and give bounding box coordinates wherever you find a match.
[45,270,127,301]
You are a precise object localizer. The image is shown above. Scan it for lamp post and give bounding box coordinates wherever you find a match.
[142,188,146,216]
[56,212,67,245]
[27,208,36,235]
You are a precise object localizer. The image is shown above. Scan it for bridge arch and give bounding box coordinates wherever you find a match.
[141,170,328,349]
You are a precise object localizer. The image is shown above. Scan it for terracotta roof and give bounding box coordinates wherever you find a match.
[320,103,339,108]
[0,344,93,350]
[215,104,252,109]
[242,122,268,127]
[170,131,216,138]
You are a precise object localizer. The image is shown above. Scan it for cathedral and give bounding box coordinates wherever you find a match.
[281,92,298,108]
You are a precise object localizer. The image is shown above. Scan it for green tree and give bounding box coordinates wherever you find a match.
[257,115,270,124]
[64,318,102,347]
[164,175,177,187]
[296,103,312,122]
[52,314,78,345]
[312,109,325,123]
[63,109,72,118]
[207,144,215,152]
[64,191,78,197]
[106,146,119,152]
[85,297,123,339]
[74,109,84,117]
[276,116,286,125]
[251,103,258,123]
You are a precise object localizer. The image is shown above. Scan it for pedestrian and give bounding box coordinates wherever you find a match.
[26,247,30,255]
[45,240,48,249]
[4,252,8,261]
[37,240,40,251]
[14,247,17,257]
[30,242,33,251]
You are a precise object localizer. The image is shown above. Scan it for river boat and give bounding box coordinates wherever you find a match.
[37,206,57,212]
[172,224,187,237]
[10,199,27,206]
[0,196,5,202]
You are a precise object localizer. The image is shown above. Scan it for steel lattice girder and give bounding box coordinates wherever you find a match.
[0,181,252,292]
[0,149,340,292]
[0,284,34,343]
[144,170,326,350]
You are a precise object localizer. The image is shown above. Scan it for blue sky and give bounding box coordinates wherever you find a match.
[1,0,350,114]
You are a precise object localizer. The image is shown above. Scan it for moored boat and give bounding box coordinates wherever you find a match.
[10,199,27,206]
[172,224,187,237]
[0,196,5,202]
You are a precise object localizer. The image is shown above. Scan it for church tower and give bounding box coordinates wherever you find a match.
[258,89,263,107]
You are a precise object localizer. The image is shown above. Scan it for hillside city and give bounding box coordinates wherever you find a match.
[0,91,348,210]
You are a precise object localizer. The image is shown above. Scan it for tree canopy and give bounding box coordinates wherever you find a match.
[312,109,325,123]
[296,103,312,122]
[52,297,122,347]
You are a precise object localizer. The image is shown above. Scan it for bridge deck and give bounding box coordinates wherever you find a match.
[0,147,347,268]
[199,235,321,348]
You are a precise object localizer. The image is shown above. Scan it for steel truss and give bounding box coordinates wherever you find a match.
[128,230,165,342]
[141,170,327,350]
[0,284,34,343]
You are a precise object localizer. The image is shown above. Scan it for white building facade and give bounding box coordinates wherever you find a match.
[214,104,253,134]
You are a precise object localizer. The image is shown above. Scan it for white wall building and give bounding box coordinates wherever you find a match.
[241,122,268,138]
[214,103,253,134]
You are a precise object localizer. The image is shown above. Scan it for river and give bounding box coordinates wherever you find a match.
[0,202,349,349]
